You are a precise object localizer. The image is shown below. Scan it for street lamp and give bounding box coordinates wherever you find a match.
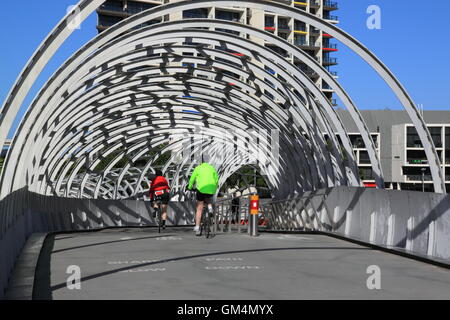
[421,167,426,192]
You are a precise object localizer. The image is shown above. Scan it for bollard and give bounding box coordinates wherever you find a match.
[249,195,259,237]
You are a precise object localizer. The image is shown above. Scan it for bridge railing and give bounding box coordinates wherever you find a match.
[260,187,450,264]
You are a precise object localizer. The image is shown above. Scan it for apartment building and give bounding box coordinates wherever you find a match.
[95,0,340,104]
[336,109,450,193]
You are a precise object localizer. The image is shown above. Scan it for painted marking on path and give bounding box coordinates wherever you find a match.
[276,235,311,240]
[205,266,261,270]
[156,236,183,241]
[205,257,244,262]
[120,268,166,273]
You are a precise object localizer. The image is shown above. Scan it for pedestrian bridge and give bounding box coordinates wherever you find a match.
[0,0,449,299]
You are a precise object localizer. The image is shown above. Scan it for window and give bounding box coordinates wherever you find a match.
[278,19,289,29]
[294,35,306,46]
[407,126,442,148]
[127,1,157,14]
[359,167,374,181]
[98,15,123,27]
[294,20,306,31]
[216,10,240,22]
[359,151,370,164]
[407,127,422,148]
[100,1,124,13]
[183,8,208,19]
[429,127,443,148]
[265,16,275,27]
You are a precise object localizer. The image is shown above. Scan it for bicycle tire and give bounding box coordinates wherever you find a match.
[205,213,210,239]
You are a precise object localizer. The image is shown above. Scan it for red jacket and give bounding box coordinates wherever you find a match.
[149,176,170,200]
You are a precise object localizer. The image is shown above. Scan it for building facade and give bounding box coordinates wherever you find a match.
[95,0,339,104]
[336,109,450,193]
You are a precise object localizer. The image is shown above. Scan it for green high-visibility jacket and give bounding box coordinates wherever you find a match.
[188,163,219,195]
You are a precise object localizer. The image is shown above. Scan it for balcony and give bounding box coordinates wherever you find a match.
[293,1,308,6]
[278,22,290,31]
[310,27,321,36]
[329,70,338,77]
[309,0,320,8]
[295,41,321,50]
[324,14,339,22]
[323,43,338,52]
[322,83,334,91]
[405,175,433,182]
[265,21,276,32]
[324,1,339,10]
[297,66,319,78]
[98,2,127,17]
[294,23,307,34]
[323,57,338,66]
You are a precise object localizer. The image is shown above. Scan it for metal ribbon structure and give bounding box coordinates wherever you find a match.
[1,0,449,300]
[0,0,446,203]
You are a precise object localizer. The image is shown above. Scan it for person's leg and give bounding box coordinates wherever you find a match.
[162,204,168,221]
[195,200,204,228]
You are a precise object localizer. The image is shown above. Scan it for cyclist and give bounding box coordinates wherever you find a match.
[187,162,219,236]
[149,169,170,229]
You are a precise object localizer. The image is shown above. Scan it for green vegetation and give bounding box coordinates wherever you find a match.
[0,157,4,174]
[220,165,270,197]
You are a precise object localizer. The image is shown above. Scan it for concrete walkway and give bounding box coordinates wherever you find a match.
[33,227,450,300]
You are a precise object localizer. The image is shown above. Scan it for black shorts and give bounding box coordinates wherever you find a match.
[196,190,214,202]
[152,191,170,205]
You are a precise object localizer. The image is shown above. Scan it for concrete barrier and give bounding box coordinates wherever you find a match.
[0,191,196,299]
[262,187,450,263]
[1,187,449,298]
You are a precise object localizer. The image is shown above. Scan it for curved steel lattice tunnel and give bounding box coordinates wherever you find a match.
[1,0,449,300]
[0,0,446,202]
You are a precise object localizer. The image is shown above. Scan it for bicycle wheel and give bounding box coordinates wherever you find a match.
[200,209,205,236]
[156,203,162,233]
[205,213,210,239]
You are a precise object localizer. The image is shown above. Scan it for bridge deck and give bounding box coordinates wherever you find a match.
[33,227,450,300]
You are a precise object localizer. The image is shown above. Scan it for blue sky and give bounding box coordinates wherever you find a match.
[0,0,449,138]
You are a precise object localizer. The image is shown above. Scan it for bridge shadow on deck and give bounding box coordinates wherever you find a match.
[32,229,370,300]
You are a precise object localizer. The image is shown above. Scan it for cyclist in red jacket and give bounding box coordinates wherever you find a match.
[149,169,170,229]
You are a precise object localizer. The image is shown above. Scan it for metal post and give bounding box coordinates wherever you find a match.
[249,195,259,237]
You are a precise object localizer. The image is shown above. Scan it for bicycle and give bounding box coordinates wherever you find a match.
[200,202,215,239]
[187,189,215,238]
[153,196,163,233]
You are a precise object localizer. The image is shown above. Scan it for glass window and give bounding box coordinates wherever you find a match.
[294,20,306,31]
[278,19,289,29]
[183,8,208,19]
[265,16,275,27]
[359,167,374,181]
[100,1,124,12]
[359,151,370,164]
[429,127,442,148]
[216,10,240,22]
[294,35,306,46]
[98,15,123,27]
[407,127,422,148]
[446,128,450,151]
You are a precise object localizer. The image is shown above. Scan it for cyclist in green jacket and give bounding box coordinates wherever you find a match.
[187,162,219,236]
